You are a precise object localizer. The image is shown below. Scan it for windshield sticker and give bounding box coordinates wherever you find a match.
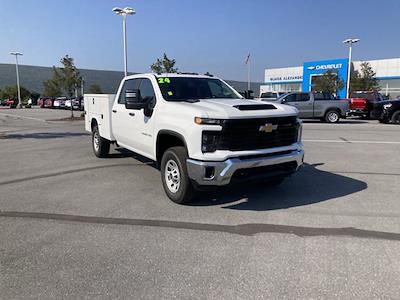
[158,77,171,84]
[167,91,173,96]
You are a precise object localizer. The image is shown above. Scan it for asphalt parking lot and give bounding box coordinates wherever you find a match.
[1,108,400,299]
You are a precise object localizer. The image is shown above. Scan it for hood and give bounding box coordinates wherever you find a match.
[171,98,298,119]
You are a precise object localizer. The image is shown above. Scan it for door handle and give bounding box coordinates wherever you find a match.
[129,112,135,116]
[112,110,117,113]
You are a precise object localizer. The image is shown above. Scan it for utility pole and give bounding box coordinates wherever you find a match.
[10,52,23,108]
[113,7,136,77]
[81,78,84,96]
[343,38,360,98]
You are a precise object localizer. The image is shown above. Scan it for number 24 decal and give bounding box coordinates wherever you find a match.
[158,78,171,84]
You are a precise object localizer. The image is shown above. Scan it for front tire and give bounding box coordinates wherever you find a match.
[391,111,400,124]
[324,110,340,123]
[92,125,110,158]
[161,146,196,204]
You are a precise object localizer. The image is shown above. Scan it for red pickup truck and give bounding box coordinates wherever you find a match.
[348,91,384,119]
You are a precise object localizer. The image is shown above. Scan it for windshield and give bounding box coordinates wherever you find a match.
[156,76,241,101]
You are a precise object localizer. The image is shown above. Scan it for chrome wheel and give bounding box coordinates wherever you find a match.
[327,111,339,123]
[93,130,100,152]
[165,159,180,193]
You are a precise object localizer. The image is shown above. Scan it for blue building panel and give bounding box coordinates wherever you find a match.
[302,58,348,98]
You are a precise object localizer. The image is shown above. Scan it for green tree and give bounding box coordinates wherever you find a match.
[0,85,31,101]
[350,62,380,92]
[88,84,103,94]
[43,55,81,98]
[58,55,82,97]
[312,70,345,94]
[150,53,178,73]
[43,69,62,97]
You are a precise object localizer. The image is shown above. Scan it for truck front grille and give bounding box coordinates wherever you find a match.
[202,116,299,152]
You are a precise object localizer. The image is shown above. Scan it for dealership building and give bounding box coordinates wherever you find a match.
[261,58,400,98]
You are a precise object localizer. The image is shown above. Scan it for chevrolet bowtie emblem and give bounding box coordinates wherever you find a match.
[259,123,278,133]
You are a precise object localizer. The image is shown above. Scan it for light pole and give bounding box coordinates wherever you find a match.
[112,7,135,77]
[343,38,360,98]
[10,52,23,108]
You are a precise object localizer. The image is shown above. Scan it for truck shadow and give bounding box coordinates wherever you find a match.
[1,132,89,139]
[190,163,368,211]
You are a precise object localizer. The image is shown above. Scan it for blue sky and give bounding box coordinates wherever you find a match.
[1,0,399,82]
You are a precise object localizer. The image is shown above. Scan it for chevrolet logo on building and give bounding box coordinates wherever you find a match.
[259,123,278,133]
[307,66,316,70]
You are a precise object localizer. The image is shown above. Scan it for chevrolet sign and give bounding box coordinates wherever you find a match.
[259,123,278,133]
[307,63,342,71]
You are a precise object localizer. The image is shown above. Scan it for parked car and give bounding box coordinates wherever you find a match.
[53,99,61,109]
[377,99,400,124]
[44,98,55,108]
[57,97,67,109]
[85,73,304,204]
[276,92,349,123]
[4,99,18,107]
[257,91,287,102]
[38,98,47,108]
[65,99,72,109]
[348,91,384,119]
[72,96,83,110]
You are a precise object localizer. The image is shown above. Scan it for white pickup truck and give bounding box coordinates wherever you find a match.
[84,73,304,204]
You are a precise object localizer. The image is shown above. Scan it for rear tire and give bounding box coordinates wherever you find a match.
[391,111,400,124]
[92,125,110,158]
[324,110,340,123]
[161,146,196,204]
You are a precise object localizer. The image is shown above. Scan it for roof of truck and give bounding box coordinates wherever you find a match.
[125,72,218,79]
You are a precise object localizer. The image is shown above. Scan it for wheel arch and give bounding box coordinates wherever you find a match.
[156,130,188,168]
[324,107,341,115]
[90,117,99,131]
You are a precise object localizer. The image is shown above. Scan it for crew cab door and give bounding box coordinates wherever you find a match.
[282,93,312,118]
[313,92,335,117]
[111,77,157,159]
[129,78,157,156]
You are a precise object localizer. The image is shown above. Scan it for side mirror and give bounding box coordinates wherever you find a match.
[281,98,286,103]
[125,89,146,110]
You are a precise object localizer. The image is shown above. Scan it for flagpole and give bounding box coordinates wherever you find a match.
[247,58,251,91]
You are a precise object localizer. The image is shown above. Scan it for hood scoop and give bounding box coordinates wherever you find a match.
[233,104,277,111]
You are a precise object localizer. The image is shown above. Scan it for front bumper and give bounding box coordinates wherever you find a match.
[186,148,304,186]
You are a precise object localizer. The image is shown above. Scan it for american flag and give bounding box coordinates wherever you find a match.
[245,53,250,64]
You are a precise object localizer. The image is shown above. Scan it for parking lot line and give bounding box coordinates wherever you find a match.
[0,112,47,122]
[303,139,400,145]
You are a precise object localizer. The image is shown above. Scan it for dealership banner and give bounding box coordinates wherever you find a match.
[302,58,348,99]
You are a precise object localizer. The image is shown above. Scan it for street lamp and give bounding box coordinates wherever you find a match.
[10,52,23,108]
[112,7,136,77]
[343,38,360,98]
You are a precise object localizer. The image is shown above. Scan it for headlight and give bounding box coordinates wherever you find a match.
[297,118,303,142]
[383,103,392,109]
[202,132,219,152]
[194,117,224,125]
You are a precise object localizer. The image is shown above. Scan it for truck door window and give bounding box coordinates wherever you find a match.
[314,93,325,101]
[284,94,297,102]
[298,93,310,101]
[139,79,156,108]
[118,79,140,104]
